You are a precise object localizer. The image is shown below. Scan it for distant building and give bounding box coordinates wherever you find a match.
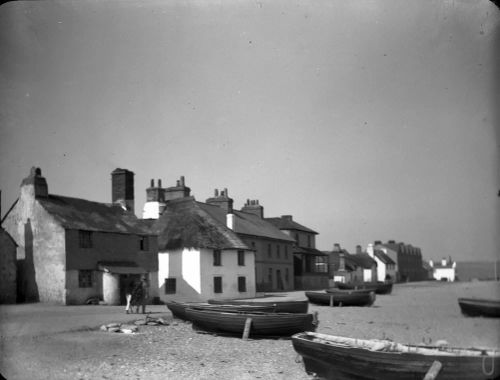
[327,244,377,284]
[0,190,17,303]
[429,257,456,282]
[2,167,158,305]
[266,215,329,290]
[374,240,426,282]
[366,243,396,282]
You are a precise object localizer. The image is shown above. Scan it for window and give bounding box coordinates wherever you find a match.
[307,235,311,248]
[213,249,222,266]
[295,233,299,245]
[78,270,92,288]
[78,230,93,248]
[214,276,222,293]
[164,278,176,294]
[276,245,280,258]
[267,244,271,258]
[238,276,246,292]
[285,268,289,282]
[268,268,273,284]
[314,256,328,273]
[139,236,149,251]
[237,250,245,266]
[285,245,288,259]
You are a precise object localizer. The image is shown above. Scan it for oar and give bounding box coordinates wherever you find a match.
[423,360,442,380]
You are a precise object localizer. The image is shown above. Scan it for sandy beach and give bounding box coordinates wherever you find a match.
[1,280,499,379]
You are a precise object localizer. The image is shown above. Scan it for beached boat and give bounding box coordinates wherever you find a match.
[207,298,309,313]
[307,289,375,307]
[292,332,500,380]
[166,301,276,320]
[458,297,500,318]
[335,281,393,295]
[185,308,317,337]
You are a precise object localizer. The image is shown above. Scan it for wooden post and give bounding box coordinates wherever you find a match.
[312,311,318,327]
[423,360,442,380]
[242,317,252,340]
[339,301,343,307]
[330,295,334,307]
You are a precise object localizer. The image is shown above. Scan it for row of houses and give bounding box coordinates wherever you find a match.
[0,167,331,305]
[2,166,451,305]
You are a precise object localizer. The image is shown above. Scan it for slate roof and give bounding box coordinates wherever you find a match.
[295,246,328,256]
[374,250,395,265]
[265,216,318,234]
[198,203,294,243]
[37,195,153,235]
[152,197,249,251]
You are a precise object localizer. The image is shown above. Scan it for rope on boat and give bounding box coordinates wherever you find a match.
[482,351,495,376]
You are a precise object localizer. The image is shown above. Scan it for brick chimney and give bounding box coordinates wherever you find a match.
[111,168,134,213]
[164,176,191,201]
[333,243,341,252]
[206,188,233,214]
[356,245,363,254]
[21,167,49,198]
[241,199,264,218]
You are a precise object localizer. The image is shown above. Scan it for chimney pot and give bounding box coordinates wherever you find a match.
[150,179,154,187]
[215,189,219,197]
[180,176,185,186]
[158,179,162,188]
[224,188,228,197]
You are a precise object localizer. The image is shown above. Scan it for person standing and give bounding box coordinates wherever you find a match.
[125,278,135,314]
[132,275,149,314]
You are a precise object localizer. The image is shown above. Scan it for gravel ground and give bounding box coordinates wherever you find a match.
[1,281,499,380]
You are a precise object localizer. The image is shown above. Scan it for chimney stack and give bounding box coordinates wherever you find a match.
[241,199,264,218]
[356,245,362,254]
[206,187,233,214]
[333,243,341,252]
[164,176,191,201]
[111,168,134,213]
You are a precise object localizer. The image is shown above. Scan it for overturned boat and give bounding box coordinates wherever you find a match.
[292,332,500,380]
[458,297,500,318]
[307,289,376,307]
[207,298,309,313]
[185,308,317,337]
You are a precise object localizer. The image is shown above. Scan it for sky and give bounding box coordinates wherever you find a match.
[0,0,499,262]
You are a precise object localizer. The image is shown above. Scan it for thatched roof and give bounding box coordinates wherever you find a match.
[152,197,248,251]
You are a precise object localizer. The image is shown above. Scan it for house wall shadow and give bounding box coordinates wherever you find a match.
[17,219,39,302]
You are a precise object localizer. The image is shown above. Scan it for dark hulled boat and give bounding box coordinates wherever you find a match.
[306,289,375,307]
[335,281,393,295]
[185,308,317,337]
[207,298,309,313]
[166,301,276,321]
[458,297,500,318]
[292,332,500,380]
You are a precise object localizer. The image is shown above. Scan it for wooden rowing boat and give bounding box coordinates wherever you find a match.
[458,298,500,318]
[207,299,309,313]
[306,290,376,307]
[185,308,317,337]
[292,332,500,380]
[335,281,393,295]
[165,301,276,320]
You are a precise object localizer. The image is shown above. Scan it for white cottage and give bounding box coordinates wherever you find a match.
[151,195,256,302]
[429,258,456,282]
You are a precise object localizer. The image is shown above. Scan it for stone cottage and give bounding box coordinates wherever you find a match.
[2,167,158,305]
[0,190,17,303]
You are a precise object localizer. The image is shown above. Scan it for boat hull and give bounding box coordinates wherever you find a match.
[292,332,500,380]
[186,308,316,337]
[207,299,309,313]
[458,298,500,318]
[335,281,393,295]
[166,301,276,320]
[307,290,375,307]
